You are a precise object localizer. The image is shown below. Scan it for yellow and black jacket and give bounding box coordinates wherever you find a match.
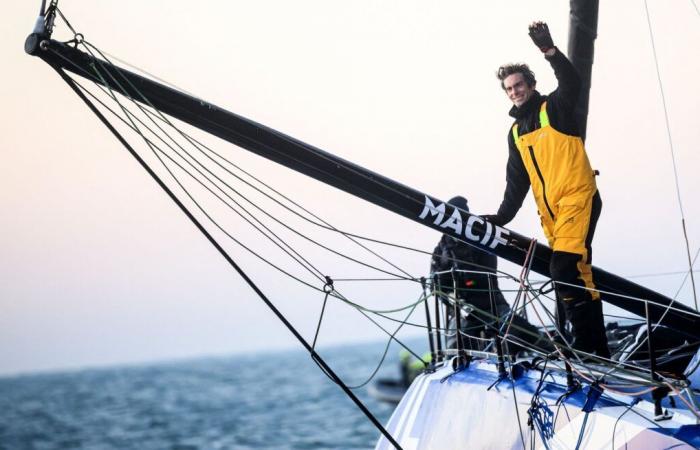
[494,49,598,234]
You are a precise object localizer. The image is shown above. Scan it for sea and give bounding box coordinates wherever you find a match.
[0,340,422,450]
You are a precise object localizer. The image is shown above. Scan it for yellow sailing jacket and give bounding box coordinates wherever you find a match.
[511,101,597,235]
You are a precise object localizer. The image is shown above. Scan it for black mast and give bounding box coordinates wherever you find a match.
[24,29,699,339]
[568,0,599,141]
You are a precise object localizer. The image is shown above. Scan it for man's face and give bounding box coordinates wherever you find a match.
[503,73,535,108]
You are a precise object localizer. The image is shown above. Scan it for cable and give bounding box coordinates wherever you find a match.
[84,42,434,286]
[54,49,408,450]
[643,0,698,310]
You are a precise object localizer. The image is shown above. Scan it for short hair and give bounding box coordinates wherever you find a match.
[496,63,536,90]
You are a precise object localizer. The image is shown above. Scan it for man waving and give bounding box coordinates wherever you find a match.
[484,22,609,358]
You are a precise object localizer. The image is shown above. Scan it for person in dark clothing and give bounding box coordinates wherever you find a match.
[483,22,609,357]
[431,196,551,356]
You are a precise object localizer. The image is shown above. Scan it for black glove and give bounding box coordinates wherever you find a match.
[528,21,554,53]
[481,214,506,226]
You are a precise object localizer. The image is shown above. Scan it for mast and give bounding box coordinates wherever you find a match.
[24,33,699,339]
[567,0,599,141]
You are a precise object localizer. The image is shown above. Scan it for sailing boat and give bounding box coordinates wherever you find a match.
[23,0,700,448]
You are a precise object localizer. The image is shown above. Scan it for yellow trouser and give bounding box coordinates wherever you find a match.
[512,102,600,300]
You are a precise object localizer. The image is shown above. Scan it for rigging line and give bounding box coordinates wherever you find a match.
[329,277,420,282]
[339,290,433,315]
[625,268,700,279]
[154,123,525,288]
[75,60,329,283]
[350,307,429,361]
[49,38,540,288]
[604,313,644,322]
[440,296,552,349]
[131,112,421,280]
[147,118,417,280]
[137,104,517,285]
[643,0,698,310]
[311,285,332,350]
[692,0,700,16]
[533,284,680,377]
[600,247,700,372]
[51,66,403,450]
[77,40,526,282]
[72,76,329,287]
[528,362,551,450]
[46,39,493,279]
[78,64,417,286]
[81,43,418,284]
[95,50,201,102]
[441,297,556,356]
[74,48,433,238]
[616,247,700,365]
[150,138,328,283]
[70,76,348,302]
[75,72,431,339]
[89,86,330,283]
[127,125,415,283]
[502,239,537,340]
[347,299,423,390]
[554,280,700,319]
[672,246,700,301]
[55,7,77,36]
[508,374,528,450]
[111,104,329,283]
[76,75,432,325]
[431,265,521,286]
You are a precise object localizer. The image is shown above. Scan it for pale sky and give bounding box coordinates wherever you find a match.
[1,1,698,376]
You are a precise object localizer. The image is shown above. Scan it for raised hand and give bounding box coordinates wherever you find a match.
[528,21,554,53]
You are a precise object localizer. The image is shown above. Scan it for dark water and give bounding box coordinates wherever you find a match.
[0,341,416,449]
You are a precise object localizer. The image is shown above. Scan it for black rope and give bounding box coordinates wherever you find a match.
[66,61,430,378]
[308,276,424,389]
[80,47,332,284]
[66,71,431,326]
[66,39,434,394]
[312,276,334,349]
[53,66,403,450]
[82,41,423,285]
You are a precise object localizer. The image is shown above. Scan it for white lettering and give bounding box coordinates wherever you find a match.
[418,196,510,251]
[489,226,510,249]
[480,221,493,245]
[464,216,483,242]
[440,207,463,234]
[418,196,445,225]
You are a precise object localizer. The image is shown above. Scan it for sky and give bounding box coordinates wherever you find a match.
[1,1,699,376]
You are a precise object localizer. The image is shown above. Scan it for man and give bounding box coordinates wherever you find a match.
[431,196,551,355]
[484,22,609,357]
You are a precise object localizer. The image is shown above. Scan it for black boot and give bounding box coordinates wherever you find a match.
[564,297,592,353]
[590,300,610,358]
[564,297,610,359]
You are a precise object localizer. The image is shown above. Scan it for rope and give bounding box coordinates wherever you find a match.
[82,42,419,284]
[312,277,334,349]
[62,48,430,380]
[53,39,407,450]
[643,0,698,310]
